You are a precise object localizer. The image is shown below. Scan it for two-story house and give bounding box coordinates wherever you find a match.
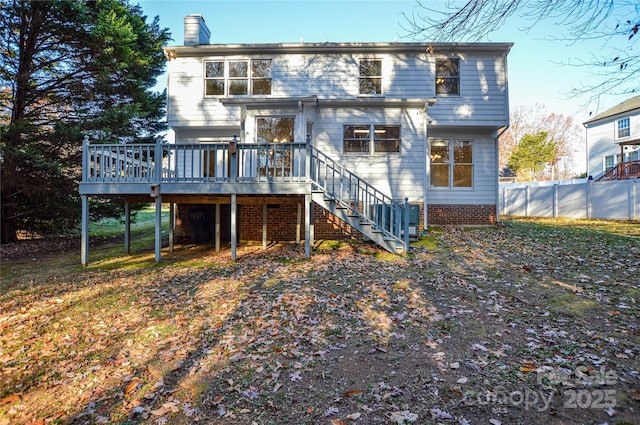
[584,95,640,181]
[79,14,512,263]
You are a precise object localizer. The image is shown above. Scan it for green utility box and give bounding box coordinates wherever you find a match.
[372,203,420,240]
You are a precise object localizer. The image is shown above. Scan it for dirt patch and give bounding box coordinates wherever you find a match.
[1,220,639,425]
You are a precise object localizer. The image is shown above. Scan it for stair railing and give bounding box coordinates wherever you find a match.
[309,146,409,251]
[596,160,640,181]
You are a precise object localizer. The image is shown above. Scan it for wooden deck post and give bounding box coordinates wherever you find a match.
[81,195,89,265]
[231,194,237,260]
[296,203,301,244]
[310,199,314,246]
[169,203,175,253]
[262,204,268,250]
[215,203,221,253]
[155,195,162,262]
[124,201,131,254]
[305,193,311,258]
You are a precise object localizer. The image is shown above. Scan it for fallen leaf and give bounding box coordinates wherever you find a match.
[150,407,168,417]
[331,420,346,425]
[1,394,19,405]
[289,371,302,382]
[125,380,140,395]
[324,406,340,417]
[430,408,453,420]
[631,390,640,401]
[342,390,362,397]
[389,410,419,423]
[346,412,361,420]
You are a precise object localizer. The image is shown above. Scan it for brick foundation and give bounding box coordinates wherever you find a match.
[176,199,362,243]
[427,204,497,225]
[176,201,494,245]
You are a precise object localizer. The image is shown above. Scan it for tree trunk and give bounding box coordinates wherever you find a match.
[1,192,19,244]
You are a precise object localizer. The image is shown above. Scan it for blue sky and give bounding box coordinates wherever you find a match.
[137,0,631,123]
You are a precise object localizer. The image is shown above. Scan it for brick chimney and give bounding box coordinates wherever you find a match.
[184,14,210,45]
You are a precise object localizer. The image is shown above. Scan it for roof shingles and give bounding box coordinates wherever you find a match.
[584,95,640,125]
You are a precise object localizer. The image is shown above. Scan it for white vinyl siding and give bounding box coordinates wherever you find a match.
[167,50,509,128]
[314,107,425,202]
[586,112,640,177]
[427,131,497,205]
[165,44,509,212]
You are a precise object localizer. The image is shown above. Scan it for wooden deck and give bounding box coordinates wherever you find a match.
[80,138,312,197]
[596,159,640,182]
[79,137,411,264]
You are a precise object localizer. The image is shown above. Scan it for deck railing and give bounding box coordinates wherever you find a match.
[309,146,409,249]
[83,137,308,184]
[596,159,640,182]
[82,136,409,251]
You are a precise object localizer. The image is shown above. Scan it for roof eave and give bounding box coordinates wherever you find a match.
[163,41,514,58]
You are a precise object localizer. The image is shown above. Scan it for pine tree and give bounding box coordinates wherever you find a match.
[0,0,170,243]
[508,131,557,181]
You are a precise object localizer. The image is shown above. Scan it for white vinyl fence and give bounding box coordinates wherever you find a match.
[500,179,639,220]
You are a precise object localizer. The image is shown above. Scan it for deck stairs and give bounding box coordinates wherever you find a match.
[309,147,409,254]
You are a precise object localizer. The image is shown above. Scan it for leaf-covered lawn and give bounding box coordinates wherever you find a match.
[1,218,639,425]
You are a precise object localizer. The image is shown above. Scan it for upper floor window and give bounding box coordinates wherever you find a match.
[430,139,473,188]
[344,124,400,154]
[617,117,630,139]
[435,58,460,95]
[205,59,272,96]
[359,59,382,95]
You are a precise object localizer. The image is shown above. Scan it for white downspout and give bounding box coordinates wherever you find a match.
[495,125,510,223]
[424,99,436,232]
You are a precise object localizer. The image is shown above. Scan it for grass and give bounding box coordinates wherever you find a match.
[1,217,639,425]
[89,205,169,238]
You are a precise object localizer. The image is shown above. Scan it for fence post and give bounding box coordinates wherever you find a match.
[629,179,637,220]
[635,179,639,221]
[586,180,592,219]
[525,185,530,217]
[553,184,558,218]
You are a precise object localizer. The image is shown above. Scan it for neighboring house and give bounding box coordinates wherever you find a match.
[79,14,512,263]
[584,95,640,181]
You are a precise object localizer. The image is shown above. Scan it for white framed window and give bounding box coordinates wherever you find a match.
[604,154,622,170]
[204,61,225,95]
[205,59,272,96]
[343,124,400,154]
[430,139,473,188]
[435,58,460,95]
[617,117,630,139]
[359,59,382,95]
[257,117,295,143]
[256,116,296,178]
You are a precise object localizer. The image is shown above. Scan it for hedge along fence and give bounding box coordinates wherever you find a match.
[500,179,640,220]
